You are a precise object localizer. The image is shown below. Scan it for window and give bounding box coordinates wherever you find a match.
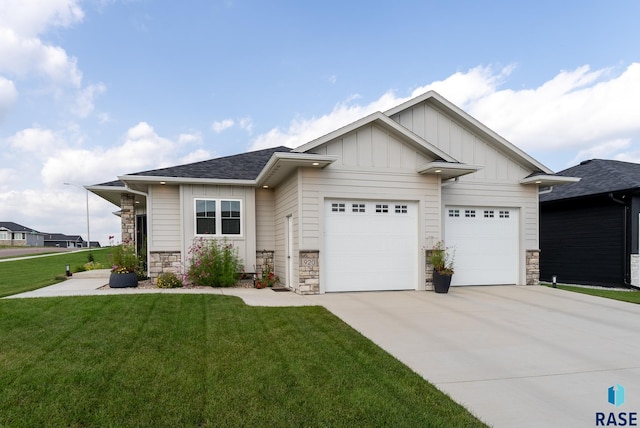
[499,210,510,219]
[352,203,365,213]
[375,204,389,213]
[465,209,476,218]
[484,210,494,218]
[13,233,24,240]
[448,209,460,217]
[221,200,241,234]
[395,204,408,214]
[331,203,346,212]
[195,199,242,236]
[0,231,8,240]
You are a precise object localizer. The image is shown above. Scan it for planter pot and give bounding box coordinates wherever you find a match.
[432,269,452,294]
[109,272,138,288]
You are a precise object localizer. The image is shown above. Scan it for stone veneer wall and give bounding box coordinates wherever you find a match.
[526,249,540,286]
[149,251,182,280]
[299,250,319,294]
[631,254,639,287]
[424,250,435,291]
[120,193,135,245]
[255,250,274,279]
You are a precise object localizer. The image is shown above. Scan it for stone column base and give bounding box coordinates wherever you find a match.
[149,251,182,281]
[526,249,540,286]
[299,250,319,294]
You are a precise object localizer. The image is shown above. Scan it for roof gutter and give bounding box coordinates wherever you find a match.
[609,193,631,287]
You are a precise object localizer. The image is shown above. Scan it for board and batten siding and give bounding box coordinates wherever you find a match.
[180,184,257,273]
[390,100,541,285]
[274,171,300,288]
[148,184,181,251]
[303,124,441,291]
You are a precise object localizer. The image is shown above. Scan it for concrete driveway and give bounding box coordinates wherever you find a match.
[315,286,640,427]
[5,278,640,427]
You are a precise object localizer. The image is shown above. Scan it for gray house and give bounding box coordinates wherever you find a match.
[0,222,44,246]
[43,233,86,248]
[88,91,573,293]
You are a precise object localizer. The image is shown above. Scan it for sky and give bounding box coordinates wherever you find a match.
[1,0,639,246]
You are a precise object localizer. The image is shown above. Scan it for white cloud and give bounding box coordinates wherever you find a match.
[0,76,18,121]
[250,63,640,171]
[178,132,202,145]
[179,149,211,164]
[72,82,106,117]
[238,117,254,133]
[0,28,82,87]
[568,139,632,166]
[212,118,234,133]
[0,0,83,37]
[8,127,59,156]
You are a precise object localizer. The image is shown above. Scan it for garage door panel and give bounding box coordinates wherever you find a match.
[325,200,417,292]
[445,207,518,286]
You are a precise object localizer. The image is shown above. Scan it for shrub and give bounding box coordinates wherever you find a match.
[83,261,105,270]
[111,244,139,274]
[87,252,95,263]
[186,238,243,287]
[157,272,183,288]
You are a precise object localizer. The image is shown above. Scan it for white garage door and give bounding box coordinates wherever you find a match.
[325,200,418,292]
[444,206,518,286]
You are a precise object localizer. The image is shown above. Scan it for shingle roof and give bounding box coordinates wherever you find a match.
[540,159,640,202]
[125,146,292,181]
[0,222,40,233]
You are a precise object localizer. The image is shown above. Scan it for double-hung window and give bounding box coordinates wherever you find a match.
[195,199,242,236]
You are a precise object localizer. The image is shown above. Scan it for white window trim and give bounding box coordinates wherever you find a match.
[194,198,243,237]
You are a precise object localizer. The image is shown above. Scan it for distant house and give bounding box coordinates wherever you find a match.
[89,91,576,294]
[0,222,44,246]
[540,159,640,288]
[43,233,85,248]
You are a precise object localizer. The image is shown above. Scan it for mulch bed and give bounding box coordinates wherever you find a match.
[99,278,258,290]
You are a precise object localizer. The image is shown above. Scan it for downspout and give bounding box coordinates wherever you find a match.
[609,193,630,286]
[125,186,150,279]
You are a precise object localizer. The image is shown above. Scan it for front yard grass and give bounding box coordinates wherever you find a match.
[547,283,640,304]
[0,294,485,427]
[0,248,112,298]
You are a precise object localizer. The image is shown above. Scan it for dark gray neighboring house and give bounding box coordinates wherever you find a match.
[540,159,640,288]
[43,233,85,248]
[0,222,44,246]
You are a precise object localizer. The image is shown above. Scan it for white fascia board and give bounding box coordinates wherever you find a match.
[255,152,338,187]
[293,111,457,162]
[386,91,555,175]
[118,175,256,186]
[417,161,482,180]
[519,175,581,186]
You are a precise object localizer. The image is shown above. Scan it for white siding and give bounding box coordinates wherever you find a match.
[180,184,256,273]
[256,188,275,250]
[391,100,541,285]
[303,126,440,291]
[274,172,299,290]
[149,185,181,251]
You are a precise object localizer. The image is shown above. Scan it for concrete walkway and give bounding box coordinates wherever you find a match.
[4,275,640,427]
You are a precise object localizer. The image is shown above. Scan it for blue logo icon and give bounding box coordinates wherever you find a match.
[609,384,625,407]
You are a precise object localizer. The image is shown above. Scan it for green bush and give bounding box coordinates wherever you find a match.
[186,238,243,287]
[83,261,105,270]
[157,272,183,288]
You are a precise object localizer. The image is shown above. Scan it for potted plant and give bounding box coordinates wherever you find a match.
[429,241,455,293]
[109,244,139,288]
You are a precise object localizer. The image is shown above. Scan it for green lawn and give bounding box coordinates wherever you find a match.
[546,283,640,304]
[0,294,485,427]
[0,248,112,298]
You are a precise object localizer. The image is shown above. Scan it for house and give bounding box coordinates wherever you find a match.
[0,222,44,246]
[43,233,86,248]
[540,159,640,288]
[88,91,575,294]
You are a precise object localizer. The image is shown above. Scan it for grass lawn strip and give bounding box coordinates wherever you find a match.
[544,283,640,304]
[0,294,485,427]
[0,248,112,298]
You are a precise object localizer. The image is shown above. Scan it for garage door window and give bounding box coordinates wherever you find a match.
[352,203,366,213]
[484,210,495,218]
[331,203,346,212]
[395,204,408,214]
[375,204,389,213]
[448,209,460,217]
[465,209,476,218]
[499,210,510,218]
